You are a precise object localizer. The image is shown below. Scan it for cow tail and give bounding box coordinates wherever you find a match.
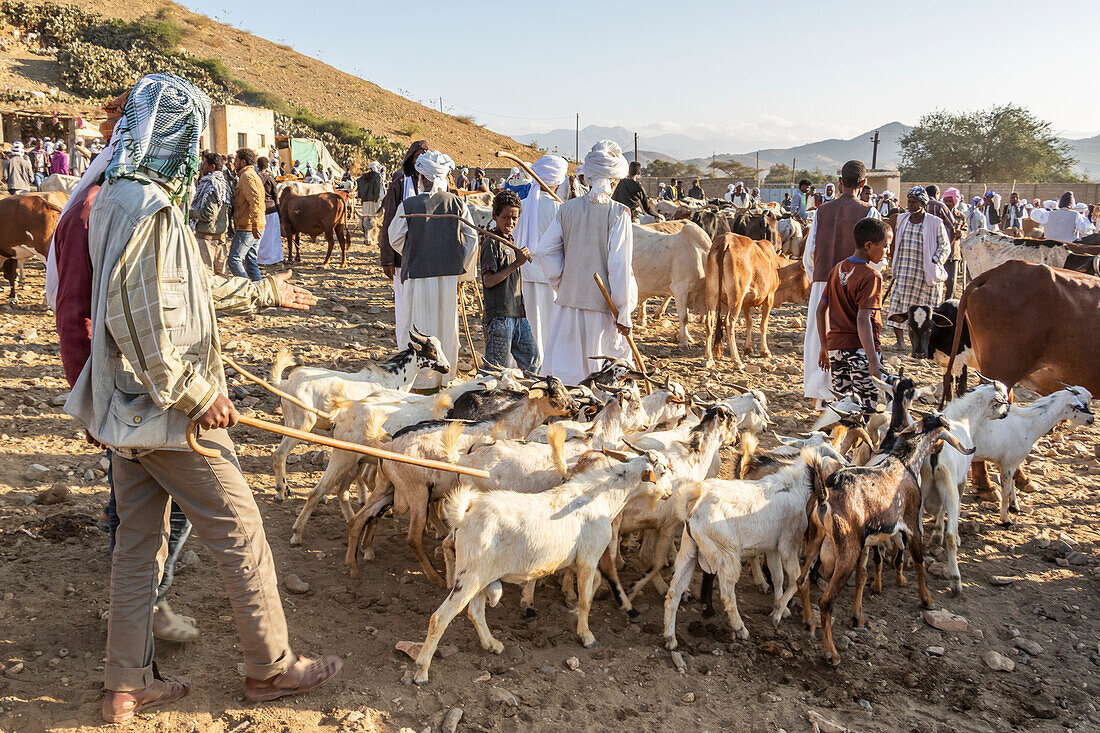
[941,273,976,407]
[712,239,727,348]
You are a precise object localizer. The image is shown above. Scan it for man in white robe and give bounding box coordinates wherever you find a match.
[515,154,570,358]
[802,160,881,406]
[387,150,477,389]
[531,141,636,385]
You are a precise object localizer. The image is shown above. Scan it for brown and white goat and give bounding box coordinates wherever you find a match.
[799,414,974,665]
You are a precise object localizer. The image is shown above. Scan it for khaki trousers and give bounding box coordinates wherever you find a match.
[195,233,228,277]
[106,428,292,691]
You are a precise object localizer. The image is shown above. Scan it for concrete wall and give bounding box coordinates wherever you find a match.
[207,104,275,157]
[902,182,1100,205]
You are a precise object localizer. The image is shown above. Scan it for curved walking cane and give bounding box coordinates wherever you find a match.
[186,416,490,478]
[495,151,564,203]
[458,282,481,372]
[219,353,333,420]
[592,272,650,395]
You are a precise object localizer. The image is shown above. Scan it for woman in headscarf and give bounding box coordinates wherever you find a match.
[530,141,636,384]
[379,140,430,345]
[885,186,950,348]
[386,149,478,388]
[515,154,570,357]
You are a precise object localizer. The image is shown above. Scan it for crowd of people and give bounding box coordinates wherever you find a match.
[1,134,102,193]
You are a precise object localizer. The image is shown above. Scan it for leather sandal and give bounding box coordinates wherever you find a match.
[244,655,343,703]
[102,671,191,723]
[152,602,199,643]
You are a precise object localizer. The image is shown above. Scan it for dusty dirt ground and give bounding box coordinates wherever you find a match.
[0,228,1098,733]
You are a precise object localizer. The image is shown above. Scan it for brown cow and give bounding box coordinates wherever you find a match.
[0,193,64,299]
[943,259,1100,496]
[773,257,811,306]
[703,233,781,368]
[278,189,350,265]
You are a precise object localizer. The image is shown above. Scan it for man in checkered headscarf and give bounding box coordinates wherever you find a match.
[66,73,341,723]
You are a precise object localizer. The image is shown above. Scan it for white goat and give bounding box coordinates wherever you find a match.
[271,329,449,499]
[663,446,829,648]
[968,386,1094,525]
[410,450,673,684]
[920,380,1011,594]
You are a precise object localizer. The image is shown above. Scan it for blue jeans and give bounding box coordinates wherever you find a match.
[34,172,44,190]
[106,459,193,606]
[484,316,541,374]
[228,230,261,281]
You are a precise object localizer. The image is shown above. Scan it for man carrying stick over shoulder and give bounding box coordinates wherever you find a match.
[62,73,340,723]
[530,141,637,385]
[387,149,478,389]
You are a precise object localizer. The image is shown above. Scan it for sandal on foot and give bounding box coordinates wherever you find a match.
[244,655,343,703]
[153,603,199,643]
[102,675,191,723]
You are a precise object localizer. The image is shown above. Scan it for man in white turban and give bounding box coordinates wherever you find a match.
[514,154,570,357]
[531,141,637,384]
[387,149,478,388]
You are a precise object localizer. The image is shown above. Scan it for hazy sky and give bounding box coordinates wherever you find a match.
[178,0,1099,149]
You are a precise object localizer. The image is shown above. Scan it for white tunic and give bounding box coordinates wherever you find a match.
[531,205,636,385]
[257,212,282,265]
[388,200,478,389]
[516,189,562,358]
[1043,208,1094,243]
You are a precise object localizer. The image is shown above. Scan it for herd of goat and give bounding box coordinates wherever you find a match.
[245,330,1094,684]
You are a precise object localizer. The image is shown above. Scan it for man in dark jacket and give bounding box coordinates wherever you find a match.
[612,161,662,221]
[379,140,430,346]
[686,178,705,200]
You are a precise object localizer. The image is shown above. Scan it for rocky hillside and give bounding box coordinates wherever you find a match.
[3,0,538,168]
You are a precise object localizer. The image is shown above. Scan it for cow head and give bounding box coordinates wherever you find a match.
[408,326,450,374]
[889,305,954,360]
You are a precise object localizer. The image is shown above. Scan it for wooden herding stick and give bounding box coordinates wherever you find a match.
[219,353,333,420]
[496,151,564,203]
[187,415,490,478]
[592,272,650,394]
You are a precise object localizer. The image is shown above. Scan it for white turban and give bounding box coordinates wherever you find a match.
[1073,202,1089,212]
[735,181,743,189]
[583,140,628,202]
[461,167,468,174]
[727,184,735,192]
[368,161,382,174]
[531,154,568,188]
[414,150,455,194]
[1043,199,1058,210]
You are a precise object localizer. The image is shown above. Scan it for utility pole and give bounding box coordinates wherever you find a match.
[870,130,880,169]
[792,158,796,188]
[634,132,638,164]
[575,113,579,163]
[756,151,760,187]
[439,97,443,114]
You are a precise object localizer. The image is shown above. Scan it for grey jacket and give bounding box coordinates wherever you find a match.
[190,170,230,236]
[2,155,34,192]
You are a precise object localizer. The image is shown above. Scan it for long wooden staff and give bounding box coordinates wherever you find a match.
[219,353,333,420]
[592,272,650,394]
[187,415,490,478]
[458,282,481,371]
[400,213,524,254]
[495,151,564,203]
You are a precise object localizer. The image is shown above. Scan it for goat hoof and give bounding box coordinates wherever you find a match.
[489,641,504,655]
[581,635,597,649]
[850,618,865,630]
[664,637,678,651]
[1000,519,1015,528]
[627,608,640,620]
[920,599,934,610]
[522,607,538,619]
[289,534,302,547]
[826,653,841,667]
[735,627,750,641]
[949,581,961,596]
[413,669,429,685]
[701,605,716,618]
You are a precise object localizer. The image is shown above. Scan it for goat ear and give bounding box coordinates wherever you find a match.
[642,469,658,483]
[527,388,546,400]
[872,376,893,395]
[913,385,937,403]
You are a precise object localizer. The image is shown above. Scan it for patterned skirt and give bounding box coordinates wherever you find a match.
[886,223,943,318]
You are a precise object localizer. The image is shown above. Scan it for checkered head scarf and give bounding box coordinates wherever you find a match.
[907,186,930,205]
[106,73,211,185]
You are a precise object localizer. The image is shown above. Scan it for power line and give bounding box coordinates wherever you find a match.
[442,99,575,122]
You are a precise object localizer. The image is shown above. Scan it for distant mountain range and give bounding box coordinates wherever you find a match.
[516,121,1100,179]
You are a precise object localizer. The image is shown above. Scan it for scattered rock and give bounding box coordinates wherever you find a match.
[904,673,919,688]
[680,692,695,704]
[286,454,301,465]
[437,644,459,659]
[283,574,309,594]
[99,457,110,471]
[1055,558,1070,568]
[670,651,686,674]
[223,340,239,351]
[332,305,349,314]
[1015,638,1045,656]
[807,709,846,733]
[565,656,581,671]
[182,550,200,566]
[50,393,69,407]
[394,641,422,659]
[1066,552,1089,566]
[760,640,793,658]
[783,364,801,375]
[923,609,968,632]
[473,671,491,683]
[925,646,945,657]
[742,364,761,374]
[442,708,463,733]
[25,463,49,481]
[982,650,1015,672]
[36,483,71,505]
[990,575,1017,586]
[488,686,518,706]
[6,662,23,675]
[82,469,95,481]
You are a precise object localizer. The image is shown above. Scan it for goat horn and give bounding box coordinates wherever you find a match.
[620,437,647,455]
[600,447,631,463]
[852,426,874,451]
[702,386,718,401]
[938,430,975,456]
[589,354,617,362]
[721,380,750,393]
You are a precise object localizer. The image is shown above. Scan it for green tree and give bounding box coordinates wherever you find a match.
[643,159,700,178]
[707,159,761,181]
[900,105,1078,182]
[763,163,828,185]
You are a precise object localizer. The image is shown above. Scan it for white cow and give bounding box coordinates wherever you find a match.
[275,180,334,199]
[961,229,1080,278]
[631,221,710,346]
[39,174,80,194]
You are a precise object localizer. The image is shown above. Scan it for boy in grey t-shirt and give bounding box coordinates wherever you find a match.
[480,190,540,373]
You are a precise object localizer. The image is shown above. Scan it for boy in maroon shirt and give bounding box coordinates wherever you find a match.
[815,218,891,412]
